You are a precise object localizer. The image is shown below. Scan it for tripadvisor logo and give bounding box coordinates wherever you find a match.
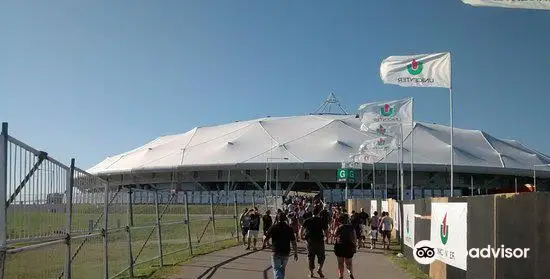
[407,59,423,75]
[440,213,449,245]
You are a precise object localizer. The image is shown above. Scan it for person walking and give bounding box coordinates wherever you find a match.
[247,208,261,250]
[239,208,250,245]
[262,210,273,247]
[263,212,299,279]
[369,211,380,249]
[333,213,356,279]
[319,204,331,244]
[300,207,327,278]
[350,212,363,249]
[380,211,394,250]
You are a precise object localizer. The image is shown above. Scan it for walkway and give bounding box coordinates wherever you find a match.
[167,243,412,279]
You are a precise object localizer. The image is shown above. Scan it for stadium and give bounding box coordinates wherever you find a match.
[87,99,550,201]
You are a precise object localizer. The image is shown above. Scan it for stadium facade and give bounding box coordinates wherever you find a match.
[87,113,550,200]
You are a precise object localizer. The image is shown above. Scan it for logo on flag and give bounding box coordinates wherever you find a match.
[379,104,395,117]
[376,124,386,135]
[407,59,423,75]
[440,213,449,245]
[377,138,386,146]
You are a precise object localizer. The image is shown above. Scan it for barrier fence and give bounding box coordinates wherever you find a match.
[348,193,550,279]
[0,123,267,279]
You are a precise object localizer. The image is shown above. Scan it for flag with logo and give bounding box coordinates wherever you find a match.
[358,98,413,125]
[360,122,402,137]
[430,202,468,271]
[380,52,451,88]
[461,0,550,10]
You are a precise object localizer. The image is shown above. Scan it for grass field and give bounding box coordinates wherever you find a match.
[4,204,245,279]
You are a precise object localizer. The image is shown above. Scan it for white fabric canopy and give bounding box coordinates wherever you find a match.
[87,114,550,175]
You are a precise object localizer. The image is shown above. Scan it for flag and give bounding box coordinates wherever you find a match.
[380,52,451,88]
[461,0,550,10]
[358,98,413,124]
[360,122,402,138]
[359,137,398,152]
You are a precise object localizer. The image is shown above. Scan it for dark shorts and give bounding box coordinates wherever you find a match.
[382,230,391,238]
[242,227,249,236]
[334,243,355,259]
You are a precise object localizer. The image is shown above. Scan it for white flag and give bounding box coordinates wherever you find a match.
[360,122,402,137]
[358,98,412,124]
[380,52,451,88]
[461,0,550,10]
[359,137,397,152]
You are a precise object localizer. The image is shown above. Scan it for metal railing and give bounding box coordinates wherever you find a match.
[0,123,260,279]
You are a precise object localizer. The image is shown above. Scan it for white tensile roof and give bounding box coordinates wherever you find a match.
[87,114,550,176]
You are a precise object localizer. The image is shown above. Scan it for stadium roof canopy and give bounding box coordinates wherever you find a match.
[88,114,550,177]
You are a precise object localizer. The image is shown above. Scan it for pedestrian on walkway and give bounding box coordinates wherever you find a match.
[263,212,299,279]
[247,208,261,250]
[300,206,326,278]
[262,210,273,246]
[380,211,394,250]
[333,214,356,279]
[239,208,250,245]
[369,211,380,249]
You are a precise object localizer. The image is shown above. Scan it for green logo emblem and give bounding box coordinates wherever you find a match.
[440,213,449,245]
[407,59,423,75]
[380,104,395,117]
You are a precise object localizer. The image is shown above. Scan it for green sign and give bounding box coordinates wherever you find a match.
[337,168,356,183]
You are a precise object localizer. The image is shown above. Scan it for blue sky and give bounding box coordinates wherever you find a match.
[1,1,549,169]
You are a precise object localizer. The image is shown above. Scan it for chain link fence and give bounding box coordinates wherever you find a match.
[0,123,260,279]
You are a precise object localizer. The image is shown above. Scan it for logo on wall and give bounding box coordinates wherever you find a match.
[379,104,395,117]
[407,59,423,75]
[440,213,449,245]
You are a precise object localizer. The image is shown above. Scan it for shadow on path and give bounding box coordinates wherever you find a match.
[197,250,259,279]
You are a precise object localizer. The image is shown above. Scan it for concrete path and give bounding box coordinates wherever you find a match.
[167,242,412,279]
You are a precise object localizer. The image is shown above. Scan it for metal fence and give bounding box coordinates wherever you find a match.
[0,123,253,279]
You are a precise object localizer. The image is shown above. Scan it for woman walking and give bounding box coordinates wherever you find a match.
[333,214,357,279]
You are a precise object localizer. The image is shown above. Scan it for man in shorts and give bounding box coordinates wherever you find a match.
[247,208,261,250]
[263,210,273,246]
[369,211,379,249]
[380,212,394,250]
[300,207,327,278]
[240,208,250,245]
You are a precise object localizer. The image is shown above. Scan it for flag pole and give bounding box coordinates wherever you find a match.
[373,163,376,198]
[410,98,414,200]
[400,124,404,201]
[449,55,454,197]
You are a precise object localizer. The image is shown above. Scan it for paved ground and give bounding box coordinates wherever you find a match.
[167,242,412,279]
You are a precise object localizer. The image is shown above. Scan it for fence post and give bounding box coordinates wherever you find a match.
[154,190,164,267]
[103,177,110,279]
[184,192,193,256]
[0,123,9,279]
[65,158,75,279]
[210,192,216,243]
[252,191,255,208]
[233,192,238,242]
[126,188,134,278]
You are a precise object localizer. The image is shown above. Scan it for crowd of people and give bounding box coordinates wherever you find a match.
[238,195,394,279]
